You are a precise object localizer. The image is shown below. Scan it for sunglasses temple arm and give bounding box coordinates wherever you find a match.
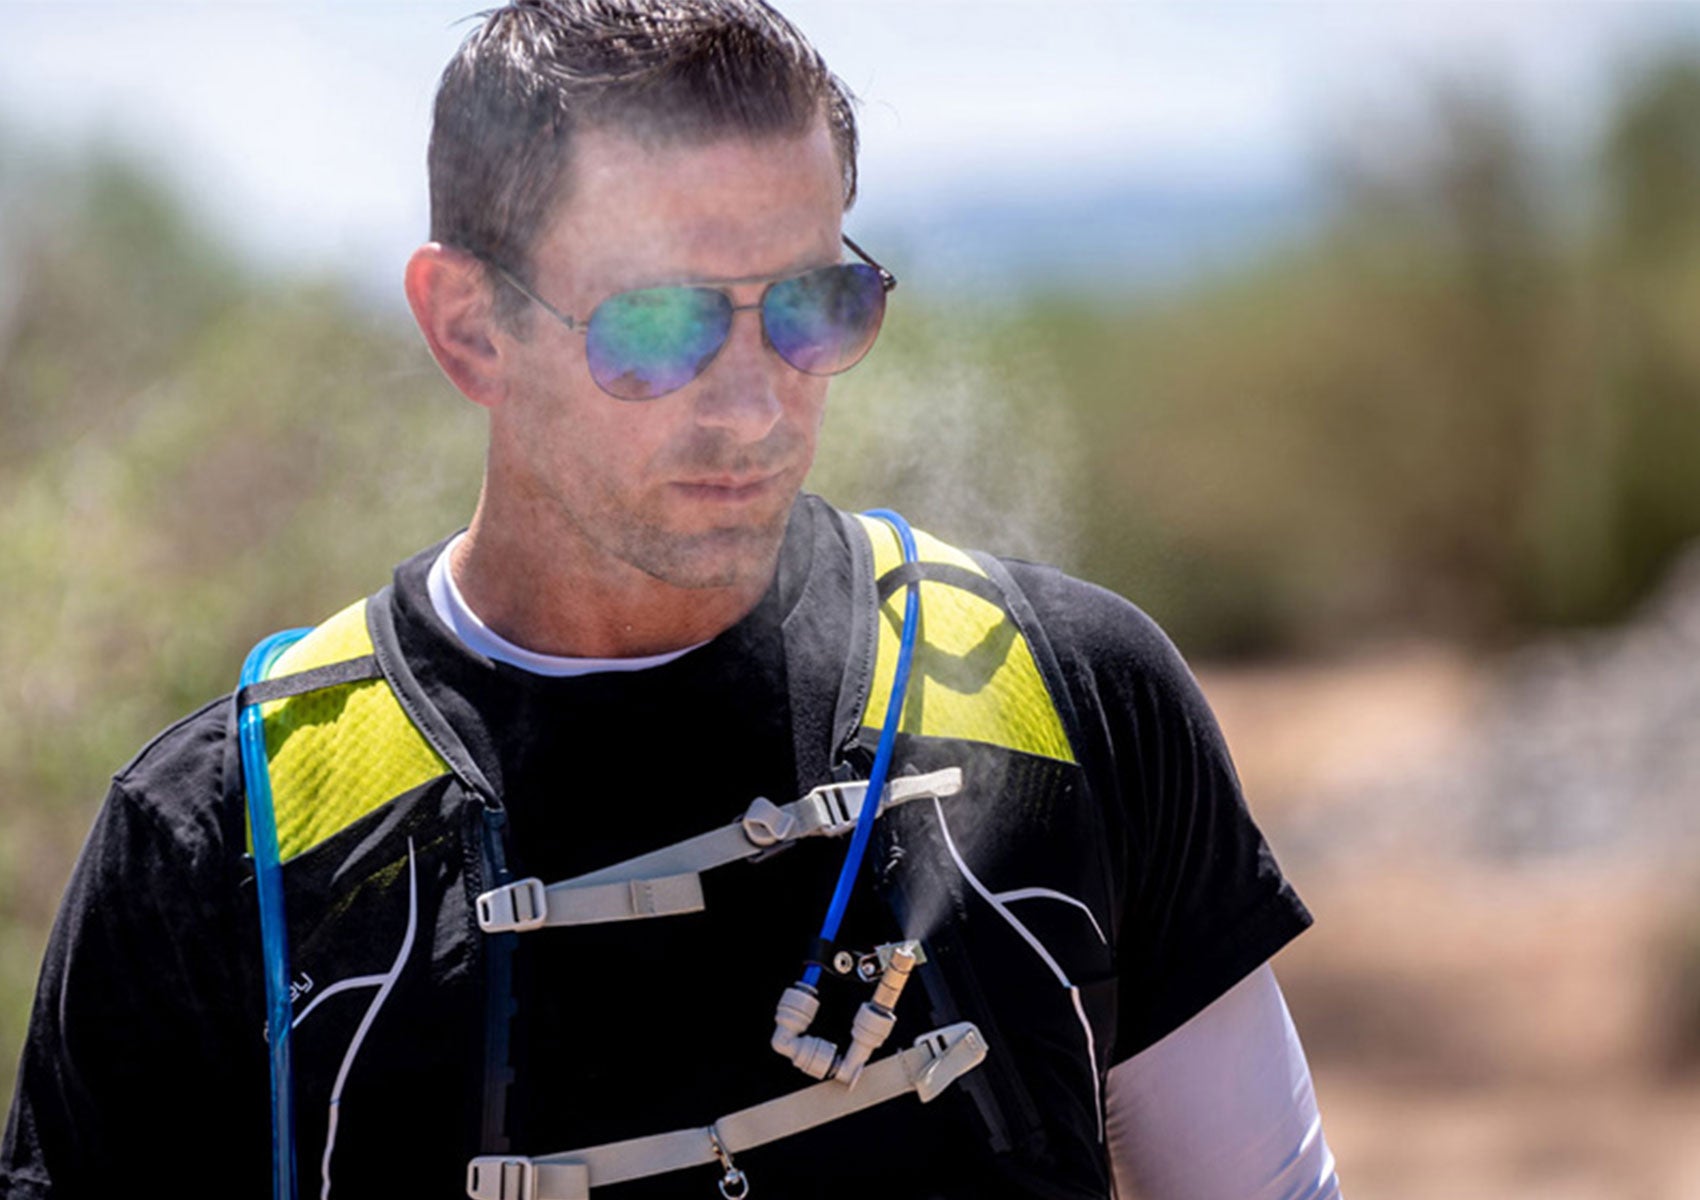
[484,258,588,334]
[841,234,897,292]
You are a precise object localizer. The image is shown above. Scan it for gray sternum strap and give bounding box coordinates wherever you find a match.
[465,1022,987,1200]
[475,767,962,933]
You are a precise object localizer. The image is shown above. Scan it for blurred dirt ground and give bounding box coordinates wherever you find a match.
[1200,619,1700,1199]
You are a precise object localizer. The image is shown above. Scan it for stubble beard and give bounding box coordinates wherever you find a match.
[521,406,812,592]
[601,490,794,590]
[615,424,809,590]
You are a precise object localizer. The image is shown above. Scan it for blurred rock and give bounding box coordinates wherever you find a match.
[1219,540,1700,868]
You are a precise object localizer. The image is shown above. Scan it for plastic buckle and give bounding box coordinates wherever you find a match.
[475,877,548,933]
[913,1022,988,1103]
[467,1155,536,1200]
[813,782,863,836]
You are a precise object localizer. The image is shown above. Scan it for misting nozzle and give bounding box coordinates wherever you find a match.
[870,940,918,1009]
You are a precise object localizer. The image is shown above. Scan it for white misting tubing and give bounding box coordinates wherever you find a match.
[931,800,1105,1142]
[292,974,389,1030]
[993,887,1109,946]
[319,839,419,1200]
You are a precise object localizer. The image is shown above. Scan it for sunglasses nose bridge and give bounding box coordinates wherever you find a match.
[726,297,765,339]
[720,295,775,357]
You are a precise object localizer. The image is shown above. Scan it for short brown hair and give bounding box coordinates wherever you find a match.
[428,0,859,318]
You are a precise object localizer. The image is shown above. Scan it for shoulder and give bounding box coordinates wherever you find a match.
[995,555,1205,714]
[105,694,240,868]
[990,553,1244,818]
[795,503,1219,749]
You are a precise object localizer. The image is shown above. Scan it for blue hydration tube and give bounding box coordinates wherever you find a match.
[239,626,311,1200]
[803,508,921,989]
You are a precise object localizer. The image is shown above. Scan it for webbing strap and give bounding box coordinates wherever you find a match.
[875,560,1007,608]
[464,1023,987,1200]
[475,768,962,934]
[235,655,383,707]
[476,872,706,932]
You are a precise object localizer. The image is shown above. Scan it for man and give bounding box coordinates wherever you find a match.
[3,3,1339,1198]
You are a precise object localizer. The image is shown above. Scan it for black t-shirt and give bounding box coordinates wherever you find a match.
[2,496,1310,1199]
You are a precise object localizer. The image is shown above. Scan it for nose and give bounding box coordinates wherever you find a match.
[692,304,785,441]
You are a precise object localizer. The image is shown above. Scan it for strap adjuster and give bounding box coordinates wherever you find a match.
[740,796,796,846]
[476,877,548,933]
[802,768,963,839]
[467,1155,535,1200]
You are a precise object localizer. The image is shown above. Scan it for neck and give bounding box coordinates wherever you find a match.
[449,487,779,660]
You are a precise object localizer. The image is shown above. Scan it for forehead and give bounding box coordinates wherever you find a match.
[533,117,845,294]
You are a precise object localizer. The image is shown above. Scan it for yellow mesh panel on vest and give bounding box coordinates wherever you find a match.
[257,598,449,862]
[856,516,1075,764]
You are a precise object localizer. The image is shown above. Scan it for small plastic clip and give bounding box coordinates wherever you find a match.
[475,877,548,933]
[467,1155,536,1200]
[913,1023,988,1104]
[741,796,795,847]
[856,940,929,982]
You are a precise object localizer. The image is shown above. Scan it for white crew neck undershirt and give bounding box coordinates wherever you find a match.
[426,534,706,677]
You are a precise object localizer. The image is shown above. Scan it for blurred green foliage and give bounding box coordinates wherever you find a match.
[0,142,488,1115]
[7,58,1700,1117]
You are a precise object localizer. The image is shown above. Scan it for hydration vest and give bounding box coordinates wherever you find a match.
[233,506,1121,1199]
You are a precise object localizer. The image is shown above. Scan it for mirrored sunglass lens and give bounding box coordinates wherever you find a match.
[586,287,731,400]
[763,264,886,376]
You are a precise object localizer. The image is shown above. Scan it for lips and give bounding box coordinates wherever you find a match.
[671,471,785,502]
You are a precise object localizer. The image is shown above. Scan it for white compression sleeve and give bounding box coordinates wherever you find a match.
[1106,962,1340,1200]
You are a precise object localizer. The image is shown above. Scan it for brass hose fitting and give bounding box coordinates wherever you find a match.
[835,940,920,1086]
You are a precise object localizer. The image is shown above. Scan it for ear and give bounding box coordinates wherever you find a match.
[405,243,510,409]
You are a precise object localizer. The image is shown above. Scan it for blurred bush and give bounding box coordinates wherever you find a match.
[999,60,1700,654]
[0,143,486,1113]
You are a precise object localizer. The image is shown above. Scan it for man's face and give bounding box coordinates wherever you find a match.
[490,117,844,593]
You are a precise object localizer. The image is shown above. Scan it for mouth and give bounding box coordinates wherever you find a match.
[670,470,788,504]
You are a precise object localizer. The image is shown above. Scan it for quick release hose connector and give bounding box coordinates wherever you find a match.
[770,940,924,1085]
[771,984,839,1079]
[835,940,919,1087]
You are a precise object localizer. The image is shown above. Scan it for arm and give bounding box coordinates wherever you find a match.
[999,560,1331,1193]
[2,748,268,1197]
[1107,963,1340,1200]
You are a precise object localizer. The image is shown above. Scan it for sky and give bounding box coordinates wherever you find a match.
[3,1,1699,302]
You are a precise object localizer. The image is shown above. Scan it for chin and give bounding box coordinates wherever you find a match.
[631,514,789,591]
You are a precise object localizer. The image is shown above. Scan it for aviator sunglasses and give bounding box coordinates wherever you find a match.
[481,236,897,401]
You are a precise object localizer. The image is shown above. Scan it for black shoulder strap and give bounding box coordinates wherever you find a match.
[365,584,496,801]
[366,584,519,1155]
[830,507,882,765]
[779,503,864,796]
